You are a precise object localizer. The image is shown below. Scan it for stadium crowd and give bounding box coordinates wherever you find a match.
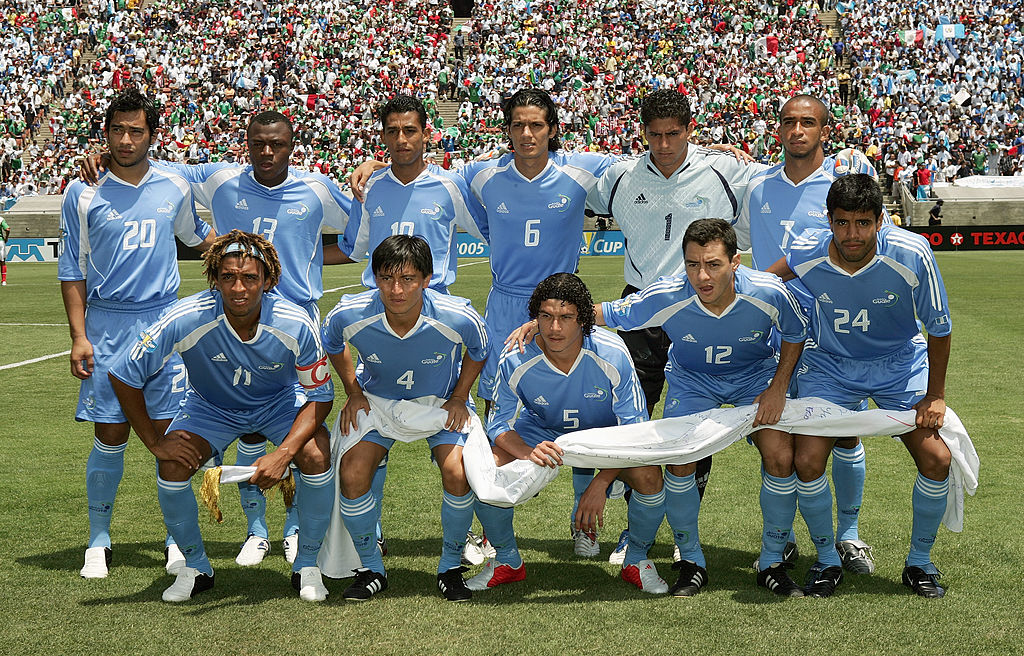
[1,0,1022,207]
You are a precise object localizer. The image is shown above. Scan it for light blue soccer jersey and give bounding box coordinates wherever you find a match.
[58,169,210,303]
[462,151,615,295]
[339,164,486,291]
[487,327,647,440]
[601,266,808,376]
[786,226,951,359]
[158,162,350,305]
[110,289,334,410]
[321,288,488,400]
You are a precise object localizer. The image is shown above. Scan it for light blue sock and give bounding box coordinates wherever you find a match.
[623,488,665,567]
[372,455,388,542]
[292,467,334,571]
[832,443,866,542]
[474,500,521,567]
[283,465,299,539]
[340,490,384,575]
[664,471,704,567]
[439,490,476,573]
[797,474,841,567]
[759,471,797,570]
[570,467,595,521]
[234,441,269,539]
[908,473,947,567]
[86,438,126,549]
[157,475,212,575]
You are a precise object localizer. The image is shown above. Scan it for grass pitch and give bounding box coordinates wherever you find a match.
[0,253,1021,655]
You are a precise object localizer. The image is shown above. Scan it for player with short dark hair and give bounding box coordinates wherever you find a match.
[322,235,489,602]
[108,230,335,603]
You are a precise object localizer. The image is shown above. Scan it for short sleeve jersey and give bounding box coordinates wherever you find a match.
[602,266,808,375]
[110,289,333,410]
[321,288,488,400]
[58,168,210,304]
[487,327,647,440]
[587,147,762,289]
[340,164,486,291]
[786,225,951,359]
[462,151,615,295]
[159,161,350,304]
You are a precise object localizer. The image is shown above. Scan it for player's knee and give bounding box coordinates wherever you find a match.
[157,458,193,482]
[761,451,794,478]
[294,442,331,475]
[625,465,662,494]
[339,455,374,498]
[913,437,952,480]
[834,436,860,449]
[94,423,131,446]
[793,450,827,481]
[666,463,695,477]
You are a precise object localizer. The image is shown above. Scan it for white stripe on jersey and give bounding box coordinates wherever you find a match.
[434,171,486,241]
[342,313,385,343]
[173,318,221,357]
[432,294,489,346]
[75,185,97,277]
[194,166,242,211]
[792,255,830,278]
[551,161,599,190]
[468,160,510,199]
[885,231,945,311]
[744,272,807,329]
[507,353,547,391]
[302,176,348,232]
[262,325,302,357]
[130,296,218,360]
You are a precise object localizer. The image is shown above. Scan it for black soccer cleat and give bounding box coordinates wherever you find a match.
[668,560,708,597]
[902,565,945,598]
[804,563,843,598]
[757,563,805,598]
[437,566,473,602]
[343,567,388,601]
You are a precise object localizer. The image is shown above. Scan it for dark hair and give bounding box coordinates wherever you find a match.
[528,273,596,336]
[378,94,427,129]
[826,174,883,219]
[682,218,738,259]
[640,89,692,127]
[371,235,432,279]
[104,88,159,135]
[202,229,281,290]
[247,110,294,139]
[780,94,830,126]
[502,88,561,151]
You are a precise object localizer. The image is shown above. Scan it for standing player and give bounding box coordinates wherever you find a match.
[1,214,9,285]
[321,235,488,602]
[596,219,808,597]
[735,95,880,574]
[108,231,335,603]
[468,273,669,594]
[59,88,215,579]
[768,174,954,598]
[586,89,761,561]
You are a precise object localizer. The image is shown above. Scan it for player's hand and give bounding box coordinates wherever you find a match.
[348,160,385,203]
[528,440,563,468]
[505,319,539,354]
[70,336,94,379]
[249,449,290,489]
[441,394,472,432]
[152,433,204,470]
[79,152,108,184]
[339,391,371,435]
[574,482,608,532]
[753,385,786,427]
[913,394,946,431]
[709,143,754,163]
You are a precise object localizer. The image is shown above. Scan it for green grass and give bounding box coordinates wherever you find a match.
[1,253,1021,655]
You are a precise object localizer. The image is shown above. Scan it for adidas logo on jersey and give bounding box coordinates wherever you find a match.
[681,333,697,343]
[533,395,549,406]
[235,199,249,210]
[365,353,382,364]
[211,352,228,362]
[373,206,385,217]
[760,201,771,214]
[634,193,648,205]
[104,208,122,221]
[817,293,834,304]
[496,202,510,214]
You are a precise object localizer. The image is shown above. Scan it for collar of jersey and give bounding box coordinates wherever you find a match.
[246,166,294,191]
[644,150,691,179]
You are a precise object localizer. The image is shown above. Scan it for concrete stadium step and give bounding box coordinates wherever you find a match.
[436,17,472,130]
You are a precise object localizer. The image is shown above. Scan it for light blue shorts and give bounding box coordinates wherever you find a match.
[479,287,532,401]
[663,360,778,417]
[794,337,928,411]
[76,298,185,423]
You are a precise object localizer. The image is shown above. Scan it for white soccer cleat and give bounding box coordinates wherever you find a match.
[465,557,527,591]
[572,527,600,557]
[292,566,329,602]
[80,546,111,579]
[165,543,186,575]
[462,530,496,566]
[283,533,298,564]
[621,559,669,594]
[235,534,271,566]
[608,529,629,565]
[162,566,214,602]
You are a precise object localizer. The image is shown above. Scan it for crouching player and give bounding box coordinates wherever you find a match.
[469,273,668,594]
[769,174,954,598]
[321,235,488,602]
[109,231,335,602]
